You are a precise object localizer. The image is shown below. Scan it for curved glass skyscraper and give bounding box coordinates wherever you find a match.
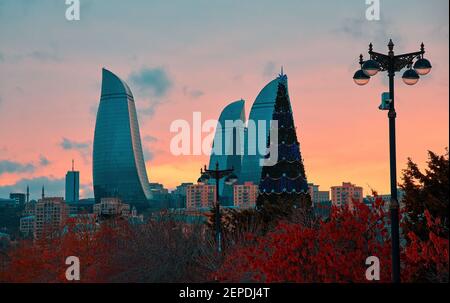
[240,73,289,185]
[93,68,151,208]
[208,99,246,205]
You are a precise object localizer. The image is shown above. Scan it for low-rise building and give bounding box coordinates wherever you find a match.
[9,193,26,206]
[364,189,406,210]
[171,182,194,209]
[308,183,330,206]
[94,197,130,220]
[67,198,95,215]
[149,182,172,208]
[0,198,17,208]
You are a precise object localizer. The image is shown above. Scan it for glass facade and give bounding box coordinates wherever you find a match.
[65,170,79,202]
[240,75,289,185]
[93,68,151,208]
[208,99,246,205]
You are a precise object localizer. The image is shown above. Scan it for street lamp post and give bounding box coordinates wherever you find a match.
[353,39,432,283]
[198,162,238,253]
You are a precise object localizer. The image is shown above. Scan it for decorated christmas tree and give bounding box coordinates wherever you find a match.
[257,75,311,211]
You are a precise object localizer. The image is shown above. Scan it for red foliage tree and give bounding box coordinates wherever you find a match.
[215,198,449,283]
[403,210,449,282]
[2,199,447,282]
[0,216,215,283]
[0,217,130,283]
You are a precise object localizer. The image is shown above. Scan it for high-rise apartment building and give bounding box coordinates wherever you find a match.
[34,197,68,240]
[186,183,216,209]
[331,182,363,207]
[233,182,258,208]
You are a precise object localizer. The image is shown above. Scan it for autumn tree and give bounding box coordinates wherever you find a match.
[400,149,449,240]
[403,210,449,282]
[215,199,392,282]
[0,215,218,283]
[215,198,449,283]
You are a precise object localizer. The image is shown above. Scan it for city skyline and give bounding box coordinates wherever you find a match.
[0,0,448,199]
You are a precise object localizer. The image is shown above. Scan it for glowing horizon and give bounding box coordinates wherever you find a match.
[0,0,448,199]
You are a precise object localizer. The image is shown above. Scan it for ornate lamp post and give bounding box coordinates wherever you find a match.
[198,162,238,253]
[353,39,432,283]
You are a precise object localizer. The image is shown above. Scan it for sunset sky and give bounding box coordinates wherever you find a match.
[0,0,448,199]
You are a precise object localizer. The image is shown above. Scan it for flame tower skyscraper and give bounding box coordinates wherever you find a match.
[93,68,151,208]
[240,73,289,186]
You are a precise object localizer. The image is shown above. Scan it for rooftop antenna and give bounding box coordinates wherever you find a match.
[278,66,287,80]
[41,185,45,199]
[71,159,76,202]
[26,185,29,203]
